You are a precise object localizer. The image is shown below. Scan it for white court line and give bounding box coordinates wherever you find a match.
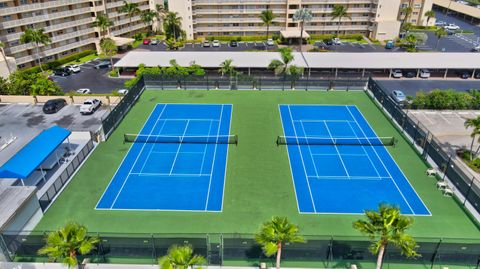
[287,105,317,213]
[169,120,191,175]
[312,153,368,157]
[199,121,214,175]
[204,105,224,211]
[293,119,356,123]
[346,121,382,178]
[131,172,211,177]
[151,151,205,154]
[110,104,167,209]
[346,106,415,214]
[323,122,350,177]
[139,119,167,173]
[300,121,320,178]
[308,175,389,180]
[160,118,220,121]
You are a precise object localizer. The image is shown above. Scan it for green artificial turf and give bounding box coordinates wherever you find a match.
[35,90,479,240]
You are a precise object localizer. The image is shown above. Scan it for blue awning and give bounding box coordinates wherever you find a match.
[0,126,71,179]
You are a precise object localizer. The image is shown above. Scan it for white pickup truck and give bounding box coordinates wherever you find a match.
[80,99,102,115]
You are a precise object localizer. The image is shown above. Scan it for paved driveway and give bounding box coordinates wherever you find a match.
[136,41,278,52]
[50,58,128,94]
[376,79,480,96]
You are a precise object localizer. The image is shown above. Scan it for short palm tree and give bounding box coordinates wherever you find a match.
[292,8,313,52]
[93,14,113,39]
[255,216,305,269]
[219,59,238,89]
[400,6,413,26]
[0,41,12,76]
[353,204,420,269]
[158,244,206,269]
[435,27,447,50]
[405,34,417,51]
[424,10,436,25]
[20,28,51,72]
[38,222,99,269]
[100,37,117,70]
[141,10,156,34]
[120,1,140,32]
[260,10,276,41]
[330,5,351,37]
[268,47,303,90]
[164,12,182,42]
[464,117,480,160]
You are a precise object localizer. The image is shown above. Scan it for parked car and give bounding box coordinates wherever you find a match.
[446,29,456,35]
[118,89,129,95]
[76,88,91,94]
[391,90,407,103]
[403,70,416,78]
[385,41,394,49]
[475,72,480,79]
[332,37,342,45]
[80,99,102,115]
[94,61,111,69]
[266,39,275,46]
[456,70,471,79]
[391,69,403,78]
[150,39,159,45]
[419,69,431,78]
[473,45,480,52]
[229,40,238,47]
[202,40,210,47]
[53,67,71,77]
[65,64,81,73]
[143,39,151,45]
[43,99,67,114]
[324,39,334,46]
[212,40,220,47]
[444,24,460,30]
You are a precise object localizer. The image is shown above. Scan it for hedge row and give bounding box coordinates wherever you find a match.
[409,89,480,110]
[308,34,364,41]
[21,50,96,74]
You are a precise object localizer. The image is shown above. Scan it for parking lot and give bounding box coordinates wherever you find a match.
[135,40,278,52]
[0,103,108,165]
[50,58,128,94]
[376,79,480,96]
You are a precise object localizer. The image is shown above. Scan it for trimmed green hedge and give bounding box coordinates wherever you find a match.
[21,50,96,74]
[204,35,280,42]
[409,89,480,110]
[308,34,364,41]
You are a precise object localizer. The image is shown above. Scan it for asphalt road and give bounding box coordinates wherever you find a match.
[376,79,480,96]
[136,41,278,52]
[50,58,128,94]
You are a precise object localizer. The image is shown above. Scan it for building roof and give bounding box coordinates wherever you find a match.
[280,29,310,39]
[115,51,480,70]
[0,126,71,179]
[0,186,36,230]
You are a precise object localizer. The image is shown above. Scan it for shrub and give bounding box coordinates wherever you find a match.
[109,68,119,77]
[20,50,95,73]
[410,89,480,110]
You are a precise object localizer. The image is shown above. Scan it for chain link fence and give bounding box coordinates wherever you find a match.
[367,78,480,217]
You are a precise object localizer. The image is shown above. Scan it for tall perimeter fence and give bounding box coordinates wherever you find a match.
[367,78,480,217]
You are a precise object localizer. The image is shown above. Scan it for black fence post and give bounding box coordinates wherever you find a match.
[151,234,157,264]
[326,236,333,268]
[206,74,209,90]
[463,176,476,206]
[430,239,442,269]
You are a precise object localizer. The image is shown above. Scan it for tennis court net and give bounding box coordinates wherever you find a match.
[124,134,238,145]
[276,136,396,146]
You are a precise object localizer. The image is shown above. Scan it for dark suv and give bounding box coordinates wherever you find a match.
[54,67,71,77]
[43,99,67,114]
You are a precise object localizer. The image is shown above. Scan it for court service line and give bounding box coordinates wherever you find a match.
[169,120,191,175]
[151,151,205,154]
[204,105,224,211]
[159,118,220,121]
[199,120,214,175]
[131,172,211,177]
[346,106,415,214]
[299,121,320,178]
[312,153,368,157]
[322,122,350,178]
[110,104,168,209]
[138,119,167,174]
[293,120,356,123]
[346,121,382,178]
[308,175,389,180]
[287,105,317,213]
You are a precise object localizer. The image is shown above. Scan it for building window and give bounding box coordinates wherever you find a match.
[19,0,28,5]
[0,2,8,8]
[6,28,16,33]
[2,15,12,21]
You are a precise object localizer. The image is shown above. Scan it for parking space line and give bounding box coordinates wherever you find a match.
[438,112,451,124]
[14,105,33,117]
[0,104,14,115]
[420,112,435,124]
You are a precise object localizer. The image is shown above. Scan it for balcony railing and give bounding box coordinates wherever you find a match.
[0,7,91,28]
[110,23,145,36]
[193,0,286,4]
[15,37,96,64]
[106,0,145,9]
[193,26,283,32]
[193,17,286,24]
[193,8,285,15]
[0,0,87,16]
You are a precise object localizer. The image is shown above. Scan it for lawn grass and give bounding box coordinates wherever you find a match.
[61,53,98,67]
[35,90,479,240]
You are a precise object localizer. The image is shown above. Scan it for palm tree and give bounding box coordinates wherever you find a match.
[268,47,303,89]
[100,38,117,71]
[255,216,305,269]
[292,8,313,52]
[140,10,156,34]
[20,28,51,72]
[38,222,99,269]
[353,204,420,269]
[154,4,167,33]
[464,117,480,160]
[120,1,140,32]
[219,59,238,90]
[330,5,351,37]
[0,41,12,76]
[435,27,447,50]
[164,12,182,42]
[424,10,436,25]
[158,244,205,269]
[93,14,114,39]
[260,10,276,41]
[400,6,413,26]
[405,34,417,51]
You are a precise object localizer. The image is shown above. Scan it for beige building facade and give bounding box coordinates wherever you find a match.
[168,0,410,41]
[0,0,150,69]
[399,0,435,26]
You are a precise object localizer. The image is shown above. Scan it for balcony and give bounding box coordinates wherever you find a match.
[193,8,286,15]
[15,37,96,64]
[3,17,94,42]
[108,4,149,18]
[193,0,285,4]
[106,0,146,9]
[0,7,91,28]
[302,0,377,3]
[304,24,370,31]
[193,26,283,33]
[110,22,145,36]
[193,17,286,24]
[0,0,87,16]
[8,28,96,54]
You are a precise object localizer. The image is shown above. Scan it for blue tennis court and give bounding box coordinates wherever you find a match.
[96,104,232,211]
[279,105,430,215]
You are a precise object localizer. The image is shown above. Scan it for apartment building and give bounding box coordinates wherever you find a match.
[0,0,149,68]
[169,0,404,41]
[399,0,435,26]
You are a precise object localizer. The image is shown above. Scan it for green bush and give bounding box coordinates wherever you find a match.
[20,50,95,74]
[309,34,364,41]
[109,68,119,77]
[410,89,480,110]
